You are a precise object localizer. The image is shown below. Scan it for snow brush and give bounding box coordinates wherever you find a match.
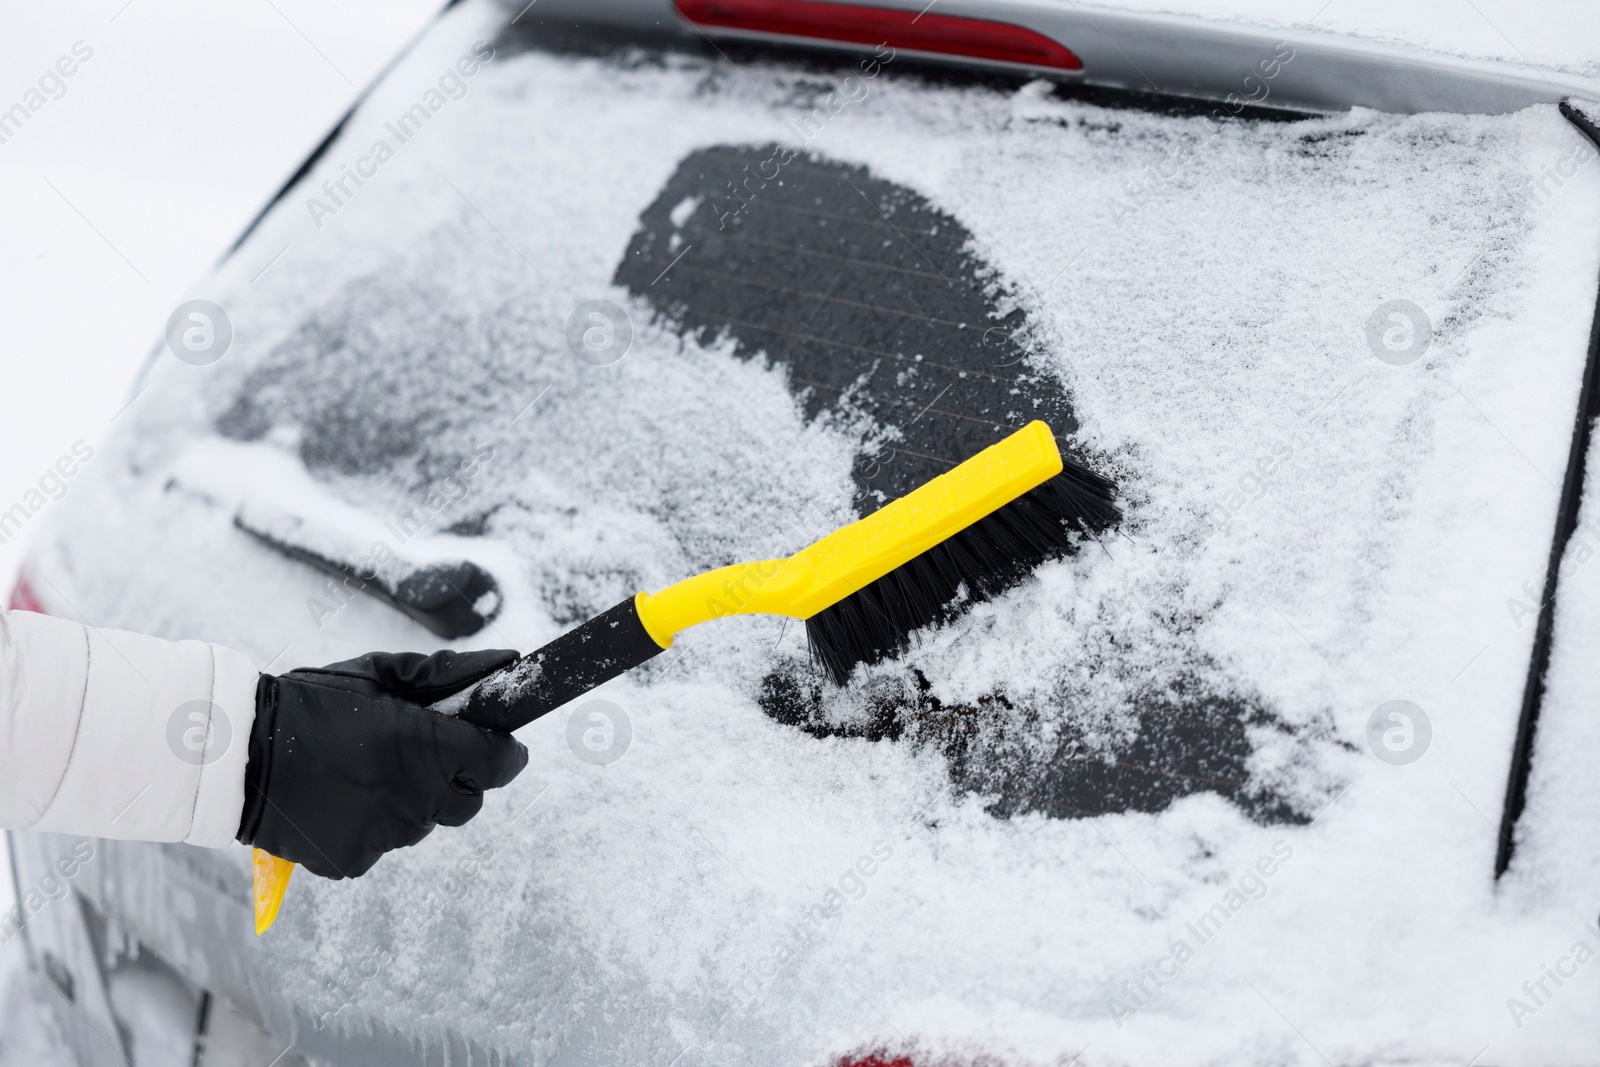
[447,419,1117,726]
[252,420,1116,932]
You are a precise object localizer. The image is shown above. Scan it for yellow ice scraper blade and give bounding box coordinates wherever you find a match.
[634,420,1063,646]
[253,848,295,935]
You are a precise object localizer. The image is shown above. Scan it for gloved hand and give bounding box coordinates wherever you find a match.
[236,648,527,879]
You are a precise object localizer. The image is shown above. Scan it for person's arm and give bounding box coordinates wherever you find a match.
[0,608,257,846]
[1,609,529,878]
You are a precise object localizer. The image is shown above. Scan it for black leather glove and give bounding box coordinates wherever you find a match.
[237,649,527,879]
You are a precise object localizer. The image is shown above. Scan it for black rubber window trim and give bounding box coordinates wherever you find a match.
[1494,100,1600,878]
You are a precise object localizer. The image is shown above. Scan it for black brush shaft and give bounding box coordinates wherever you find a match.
[457,597,665,732]
[807,461,1120,685]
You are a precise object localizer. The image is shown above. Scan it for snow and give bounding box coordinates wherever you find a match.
[1067,0,1600,80]
[21,3,1600,1065]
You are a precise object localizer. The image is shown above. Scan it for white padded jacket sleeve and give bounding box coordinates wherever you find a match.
[0,609,259,848]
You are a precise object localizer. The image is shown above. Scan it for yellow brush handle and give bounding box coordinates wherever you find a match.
[634,420,1063,646]
[253,849,295,935]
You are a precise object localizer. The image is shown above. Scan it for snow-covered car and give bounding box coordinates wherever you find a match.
[10,1,1600,1064]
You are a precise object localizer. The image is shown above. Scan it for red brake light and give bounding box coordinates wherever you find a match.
[675,0,1082,72]
[7,576,43,613]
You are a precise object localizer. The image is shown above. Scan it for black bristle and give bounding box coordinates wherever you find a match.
[805,459,1120,685]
